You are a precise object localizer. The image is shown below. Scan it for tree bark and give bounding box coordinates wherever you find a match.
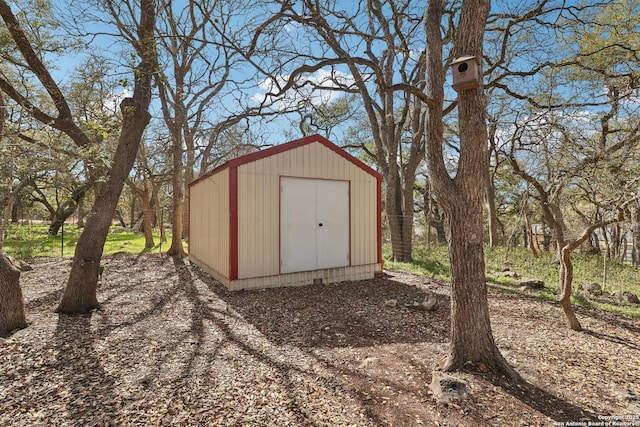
[48,184,89,235]
[0,251,27,336]
[485,172,500,247]
[486,116,501,247]
[156,74,186,257]
[56,0,156,314]
[127,178,154,248]
[424,182,447,243]
[558,216,620,331]
[387,164,410,262]
[522,190,538,256]
[631,206,639,265]
[140,178,155,249]
[426,0,518,379]
[56,97,152,314]
[0,192,14,250]
[0,89,10,249]
[165,130,186,257]
[443,206,516,374]
[559,245,582,331]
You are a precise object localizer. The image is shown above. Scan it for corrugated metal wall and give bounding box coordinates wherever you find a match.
[236,141,378,280]
[189,168,230,279]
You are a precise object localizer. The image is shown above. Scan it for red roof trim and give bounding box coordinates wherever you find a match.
[189,134,382,187]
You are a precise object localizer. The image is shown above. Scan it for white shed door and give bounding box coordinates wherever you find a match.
[280,177,350,273]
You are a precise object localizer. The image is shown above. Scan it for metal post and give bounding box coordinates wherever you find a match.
[159,208,163,253]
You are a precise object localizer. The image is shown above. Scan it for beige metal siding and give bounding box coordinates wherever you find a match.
[227,263,379,291]
[189,168,229,278]
[236,140,378,280]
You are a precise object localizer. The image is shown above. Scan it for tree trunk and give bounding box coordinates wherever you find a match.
[424,182,447,243]
[486,115,500,247]
[56,99,152,314]
[166,131,186,257]
[522,191,538,257]
[559,245,582,331]
[48,184,89,235]
[387,168,412,262]
[129,191,136,227]
[183,142,195,241]
[140,179,154,248]
[0,251,27,336]
[442,206,517,375]
[48,200,77,235]
[76,197,85,228]
[0,191,15,250]
[485,173,500,247]
[152,182,167,243]
[425,0,518,380]
[0,90,11,249]
[56,0,156,314]
[11,199,19,224]
[632,206,639,266]
[430,220,447,243]
[559,217,621,330]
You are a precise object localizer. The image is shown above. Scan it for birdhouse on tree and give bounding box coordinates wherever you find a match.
[451,56,481,92]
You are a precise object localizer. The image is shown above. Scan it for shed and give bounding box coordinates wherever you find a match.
[188,134,383,290]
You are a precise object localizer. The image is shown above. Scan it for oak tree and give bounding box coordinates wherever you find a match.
[0,0,157,314]
[425,0,519,378]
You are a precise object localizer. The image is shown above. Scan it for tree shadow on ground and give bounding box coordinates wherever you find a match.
[175,258,385,425]
[196,268,451,348]
[576,305,640,335]
[23,288,64,310]
[485,372,600,424]
[581,329,640,351]
[493,290,640,338]
[53,314,117,425]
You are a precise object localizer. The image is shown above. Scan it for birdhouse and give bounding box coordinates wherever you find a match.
[451,56,481,92]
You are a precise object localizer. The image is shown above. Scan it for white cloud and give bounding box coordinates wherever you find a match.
[104,87,133,113]
[252,68,356,111]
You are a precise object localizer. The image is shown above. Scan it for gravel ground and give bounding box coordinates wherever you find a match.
[1,252,639,426]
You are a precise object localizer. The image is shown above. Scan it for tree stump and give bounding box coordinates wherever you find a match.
[0,252,27,336]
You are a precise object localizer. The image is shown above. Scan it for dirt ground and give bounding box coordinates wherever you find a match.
[1,252,639,426]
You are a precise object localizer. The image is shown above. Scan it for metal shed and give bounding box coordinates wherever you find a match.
[188,134,383,290]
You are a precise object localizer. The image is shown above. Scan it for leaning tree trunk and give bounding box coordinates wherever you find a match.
[56,0,156,314]
[56,99,152,314]
[0,251,27,336]
[559,245,582,331]
[48,184,89,235]
[558,217,620,331]
[48,201,78,236]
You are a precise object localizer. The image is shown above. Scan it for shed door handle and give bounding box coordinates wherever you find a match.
[318,223,323,227]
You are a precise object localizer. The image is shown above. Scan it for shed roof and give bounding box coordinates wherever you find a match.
[189,134,382,188]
